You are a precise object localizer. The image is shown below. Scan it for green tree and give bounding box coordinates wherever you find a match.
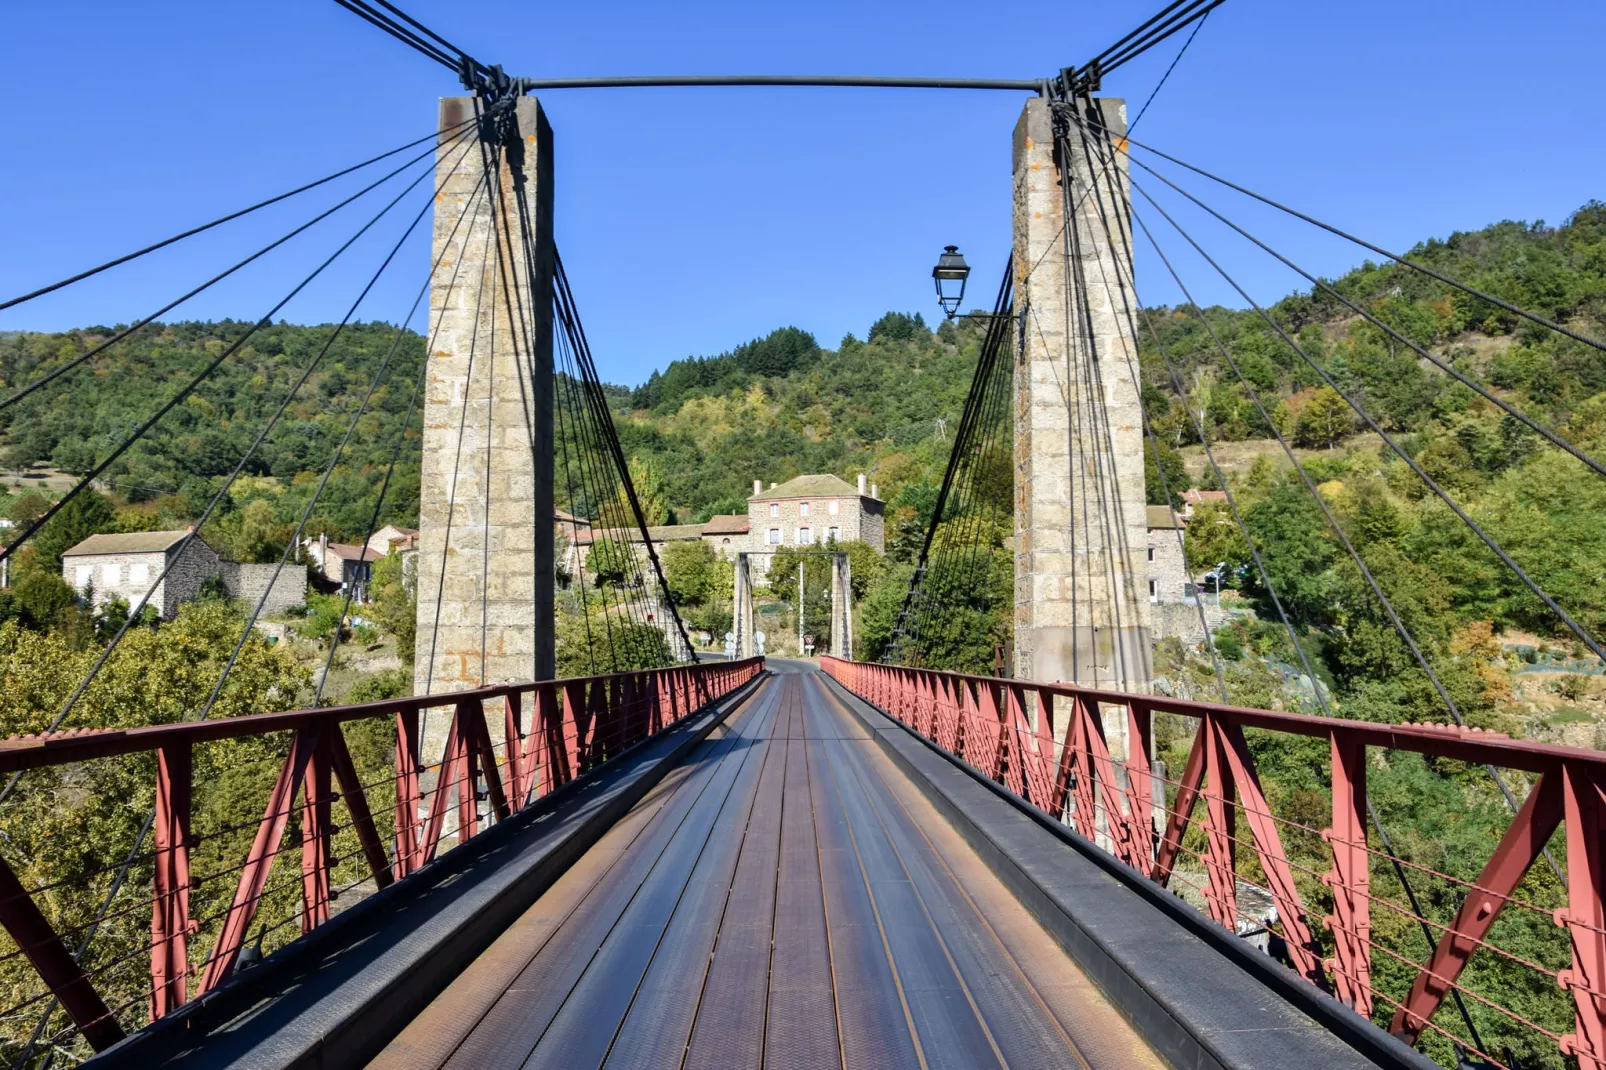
[32,489,115,572]
[1292,386,1352,448]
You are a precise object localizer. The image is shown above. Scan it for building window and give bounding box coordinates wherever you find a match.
[828,526,840,542]
[800,502,810,517]
[1148,579,1159,603]
[768,528,782,545]
[797,527,812,545]
[722,538,730,546]
[75,566,92,589]
[129,563,150,585]
[1146,547,1155,561]
[101,563,120,586]
[828,499,839,516]
[769,503,779,518]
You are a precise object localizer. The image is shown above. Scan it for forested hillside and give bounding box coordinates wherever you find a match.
[1,200,1604,1068]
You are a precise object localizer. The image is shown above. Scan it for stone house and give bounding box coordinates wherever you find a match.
[564,473,885,584]
[1145,505,1227,644]
[61,530,306,620]
[63,531,220,619]
[303,537,378,600]
[745,473,884,579]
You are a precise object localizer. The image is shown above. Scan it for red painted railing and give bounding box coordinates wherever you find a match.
[822,656,1606,1070]
[0,657,761,1057]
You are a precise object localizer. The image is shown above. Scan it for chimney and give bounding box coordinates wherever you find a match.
[769,482,776,490]
[871,483,879,499]
[753,479,763,496]
[857,473,867,495]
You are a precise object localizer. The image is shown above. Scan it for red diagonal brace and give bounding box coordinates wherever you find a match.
[1215,718,1325,988]
[0,853,122,1050]
[1390,768,1563,1043]
[201,724,319,992]
[1154,725,1206,884]
[327,724,393,890]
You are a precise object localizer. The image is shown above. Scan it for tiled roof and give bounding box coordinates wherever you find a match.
[323,542,377,562]
[63,530,197,556]
[701,514,749,535]
[748,474,860,500]
[1146,505,1185,530]
[1182,490,1227,504]
[575,523,705,546]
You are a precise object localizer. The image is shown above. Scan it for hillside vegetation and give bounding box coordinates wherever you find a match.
[0,201,1603,1066]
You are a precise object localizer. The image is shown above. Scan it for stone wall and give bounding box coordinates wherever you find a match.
[65,541,221,619]
[219,562,307,618]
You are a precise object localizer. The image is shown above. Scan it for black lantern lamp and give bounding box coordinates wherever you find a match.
[932,245,970,320]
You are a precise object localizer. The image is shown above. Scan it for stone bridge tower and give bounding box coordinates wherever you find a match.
[1012,95,1152,743]
[415,96,555,760]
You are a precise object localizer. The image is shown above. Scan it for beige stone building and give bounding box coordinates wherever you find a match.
[569,472,885,584]
[62,530,305,619]
[1145,505,1228,645]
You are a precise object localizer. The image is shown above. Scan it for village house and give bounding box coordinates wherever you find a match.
[568,473,885,584]
[1145,504,1228,644]
[303,535,378,600]
[62,529,306,619]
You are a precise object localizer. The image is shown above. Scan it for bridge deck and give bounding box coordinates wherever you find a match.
[370,663,1159,1069]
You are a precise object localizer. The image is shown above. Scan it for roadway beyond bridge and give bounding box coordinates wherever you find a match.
[371,660,1159,1070]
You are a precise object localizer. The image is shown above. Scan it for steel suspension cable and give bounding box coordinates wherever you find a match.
[1073,110,1557,873]
[0,120,480,415]
[0,134,471,572]
[0,116,479,314]
[1069,113,1528,1041]
[1119,150,1606,480]
[1110,131,1606,355]
[1127,179,1606,666]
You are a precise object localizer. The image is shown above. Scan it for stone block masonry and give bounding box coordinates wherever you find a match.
[1012,96,1152,756]
[415,97,555,764]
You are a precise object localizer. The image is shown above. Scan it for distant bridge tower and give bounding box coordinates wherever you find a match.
[1012,95,1152,746]
[733,553,757,659]
[415,95,556,760]
[829,551,853,658]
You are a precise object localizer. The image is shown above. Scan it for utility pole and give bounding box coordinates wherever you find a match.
[798,561,805,656]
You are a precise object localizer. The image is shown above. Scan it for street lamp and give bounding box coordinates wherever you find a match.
[932,245,970,320]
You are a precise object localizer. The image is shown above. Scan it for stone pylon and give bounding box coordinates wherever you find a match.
[1012,95,1152,756]
[733,554,756,659]
[415,96,555,763]
[829,552,853,658]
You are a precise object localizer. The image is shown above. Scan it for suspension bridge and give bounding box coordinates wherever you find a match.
[0,1,1603,1067]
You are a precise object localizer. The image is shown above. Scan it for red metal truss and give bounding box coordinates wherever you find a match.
[820,657,1606,1062]
[0,657,760,1045]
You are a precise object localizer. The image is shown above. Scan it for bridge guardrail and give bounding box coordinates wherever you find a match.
[821,656,1606,1070]
[0,657,762,1061]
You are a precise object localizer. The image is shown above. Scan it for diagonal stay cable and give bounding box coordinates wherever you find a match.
[1077,108,1559,872]
[1121,149,1606,479]
[1127,179,1606,667]
[0,119,479,414]
[1112,129,1606,355]
[0,137,466,572]
[1069,109,1533,1040]
[24,156,489,757]
[8,116,486,1070]
[0,115,478,314]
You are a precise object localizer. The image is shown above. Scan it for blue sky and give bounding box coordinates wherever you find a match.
[1,0,1601,387]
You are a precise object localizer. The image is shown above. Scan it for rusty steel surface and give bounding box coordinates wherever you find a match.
[371,661,1159,1069]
